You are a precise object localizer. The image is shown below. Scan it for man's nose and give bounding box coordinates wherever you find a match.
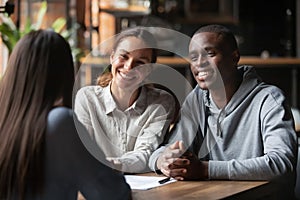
[195,55,209,67]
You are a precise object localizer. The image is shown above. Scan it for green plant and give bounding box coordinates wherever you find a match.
[0,1,84,61]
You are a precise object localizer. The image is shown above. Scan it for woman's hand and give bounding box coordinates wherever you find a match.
[107,157,123,172]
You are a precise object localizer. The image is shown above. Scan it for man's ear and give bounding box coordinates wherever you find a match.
[232,50,240,64]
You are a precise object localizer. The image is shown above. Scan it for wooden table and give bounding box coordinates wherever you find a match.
[77,173,275,200]
[131,174,275,200]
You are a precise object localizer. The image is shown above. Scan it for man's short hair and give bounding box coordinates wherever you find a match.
[194,24,238,52]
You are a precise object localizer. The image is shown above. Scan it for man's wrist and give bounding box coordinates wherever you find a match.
[154,157,162,174]
[202,161,209,179]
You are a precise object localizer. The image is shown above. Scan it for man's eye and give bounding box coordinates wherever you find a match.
[189,56,198,62]
[136,61,146,65]
[207,52,215,57]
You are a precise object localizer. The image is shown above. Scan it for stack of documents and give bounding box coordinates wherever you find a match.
[125,175,176,190]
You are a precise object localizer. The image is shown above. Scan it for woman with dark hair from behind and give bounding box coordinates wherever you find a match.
[0,30,130,200]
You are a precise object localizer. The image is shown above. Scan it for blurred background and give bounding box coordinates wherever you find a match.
[0,0,300,113]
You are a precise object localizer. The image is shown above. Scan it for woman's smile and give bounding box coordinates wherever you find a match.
[118,70,136,81]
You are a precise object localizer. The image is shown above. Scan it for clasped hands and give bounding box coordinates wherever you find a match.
[157,140,208,180]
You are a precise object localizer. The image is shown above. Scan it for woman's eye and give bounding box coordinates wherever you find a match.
[119,54,127,59]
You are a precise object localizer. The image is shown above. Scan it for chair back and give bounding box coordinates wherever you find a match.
[295,142,300,199]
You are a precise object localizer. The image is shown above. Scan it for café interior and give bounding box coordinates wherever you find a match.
[0,0,300,199]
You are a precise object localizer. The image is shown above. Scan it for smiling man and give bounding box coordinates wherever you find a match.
[149,24,298,198]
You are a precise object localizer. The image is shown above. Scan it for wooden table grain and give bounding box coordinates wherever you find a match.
[131,174,274,200]
[78,172,275,200]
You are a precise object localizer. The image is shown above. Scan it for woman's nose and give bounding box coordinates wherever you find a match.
[124,58,134,70]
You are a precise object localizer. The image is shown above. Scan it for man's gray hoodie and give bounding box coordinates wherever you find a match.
[149,65,298,197]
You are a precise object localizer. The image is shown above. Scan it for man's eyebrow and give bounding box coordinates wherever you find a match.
[203,46,215,51]
[188,50,198,56]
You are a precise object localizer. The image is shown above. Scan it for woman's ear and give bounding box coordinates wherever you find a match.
[110,51,115,64]
[232,50,240,64]
[53,97,63,107]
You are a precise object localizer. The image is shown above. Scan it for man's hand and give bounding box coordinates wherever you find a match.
[170,151,208,180]
[156,141,186,179]
[156,141,208,180]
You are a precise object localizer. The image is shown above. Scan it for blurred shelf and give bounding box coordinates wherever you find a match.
[80,55,300,107]
[81,56,300,67]
[175,14,239,25]
[100,5,150,14]
[240,56,300,67]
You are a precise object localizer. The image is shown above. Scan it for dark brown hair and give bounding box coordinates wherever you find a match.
[194,24,239,52]
[0,30,74,199]
[97,27,157,87]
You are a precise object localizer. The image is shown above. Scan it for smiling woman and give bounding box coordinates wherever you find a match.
[110,36,154,103]
[74,26,176,173]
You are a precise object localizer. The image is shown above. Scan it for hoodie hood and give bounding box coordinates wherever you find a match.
[201,65,263,137]
[220,65,263,115]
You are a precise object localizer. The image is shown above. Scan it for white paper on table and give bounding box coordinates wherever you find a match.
[125,175,176,190]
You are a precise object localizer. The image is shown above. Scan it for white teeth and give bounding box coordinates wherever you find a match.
[120,72,134,80]
[198,71,208,77]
